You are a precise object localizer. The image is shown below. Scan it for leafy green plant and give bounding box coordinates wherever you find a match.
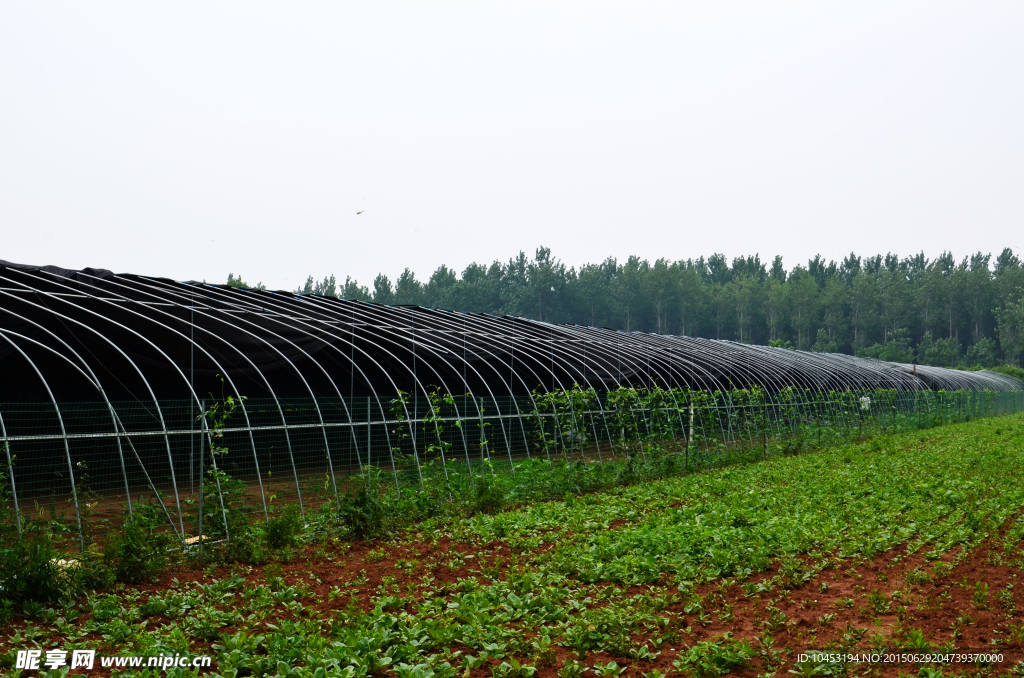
[471,463,508,515]
[558,660,587,678]
[592,661,626,677]
[265,504,303,549]
[630,644,660,661]
[531,634,556,667]
[972,581,990,609]
[104,504,176,583]
[340,471,388,539]
[21,599,44,618]
[866,589,890,615]
[904,628,932,653]
[493,659,538,678]
[997,583,1016,613]
[673,635,756,677]
[1,410,1023,678]
[0,523,76,604]
[787,659,833,678]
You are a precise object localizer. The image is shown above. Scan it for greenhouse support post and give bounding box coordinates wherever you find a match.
[0,411,21,539]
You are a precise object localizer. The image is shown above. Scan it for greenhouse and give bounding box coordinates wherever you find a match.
[1,260,1022,544]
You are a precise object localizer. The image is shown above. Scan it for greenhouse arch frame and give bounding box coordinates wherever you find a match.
[0,260,1021,545]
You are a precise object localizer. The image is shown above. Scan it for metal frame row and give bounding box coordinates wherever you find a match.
[0,260,1021,548]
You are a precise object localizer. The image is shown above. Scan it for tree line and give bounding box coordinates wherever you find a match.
[227,246,1024,370]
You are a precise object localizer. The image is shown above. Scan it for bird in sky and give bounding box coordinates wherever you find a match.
[356,211,365,215]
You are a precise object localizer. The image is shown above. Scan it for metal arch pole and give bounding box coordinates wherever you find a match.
[431,312,489,470]
[392,308,521,471]
[457,315,520,467]
[598,332,728,454]
[502,317,593,458]
[762,347,866,438]
[504,318,571,462]
[398,309,482,485]
[421,310,505,470]
[138,278,374,494]
[66,272,352,526]
[0,333,83,550]
[190,324,305,520]
[0,282,188,536]
[409,307,460,490]
[0,274,191,531]
[563,328,627,457]
[565,326,680,456]
[441,314,519,470]
[504,316,555,461]
[6,271,244,535]
[387,309,540,473]
[509,314,529,460]
[625,334,680,451]
[214,291,429,491]
[6,276,295,537]
[734,345,791,442]
[652,337,693,452]
[542,326,587,464]
[633,336,680,452]
[634,333,724,455]
[231,301,402,488]
[0,319,135,516]
[140,298,333,518]
[529,321,595,463]
[589,331,724,454]
[299,298,493,488]
[544,326,620,457]
[133,277,357,505]
[311,299,432,488]
[411,310,475,481]
[579,325,604,462]
[0,409,20,538]
[300,299,432,488]
[430,311,551,465]
[700,342,786,448]
[470,313,548,462]
[81,273,297,522]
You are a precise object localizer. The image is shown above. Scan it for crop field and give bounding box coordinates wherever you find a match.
[3,413,1024,678]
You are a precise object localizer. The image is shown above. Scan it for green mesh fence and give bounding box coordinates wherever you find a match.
[2,387,1022,549]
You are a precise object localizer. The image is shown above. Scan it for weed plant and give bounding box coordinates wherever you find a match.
[0,460,81,604]
[264,505,303,550]
[2,412,1024,678]
[103,503,176,584]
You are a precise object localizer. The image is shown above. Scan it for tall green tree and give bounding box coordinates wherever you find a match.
[284,245,1023,369]
[788,268,818,349]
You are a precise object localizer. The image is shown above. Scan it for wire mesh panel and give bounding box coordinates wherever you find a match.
[2,387,1023,550]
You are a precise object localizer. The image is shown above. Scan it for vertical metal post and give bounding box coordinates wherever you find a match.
[198,399,204,553]
[282,412,304,519]
[373,395,401,493]
[590,395,604,464]
[205,418,230,541]
[248,420,269,524]
[110,412,132,516]
[0,336,84,550]
[317,401,341,510]
[0,411,21,539]
[109,411,179,538]
[686,399,693,469]
[478,396,489,464]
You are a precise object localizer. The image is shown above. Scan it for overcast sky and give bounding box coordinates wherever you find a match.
[2,2,1022,291]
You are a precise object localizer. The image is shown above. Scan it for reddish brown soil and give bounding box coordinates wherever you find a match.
[6,516,1023,678]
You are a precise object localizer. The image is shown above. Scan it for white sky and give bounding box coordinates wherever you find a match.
[2,2,1022,291]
